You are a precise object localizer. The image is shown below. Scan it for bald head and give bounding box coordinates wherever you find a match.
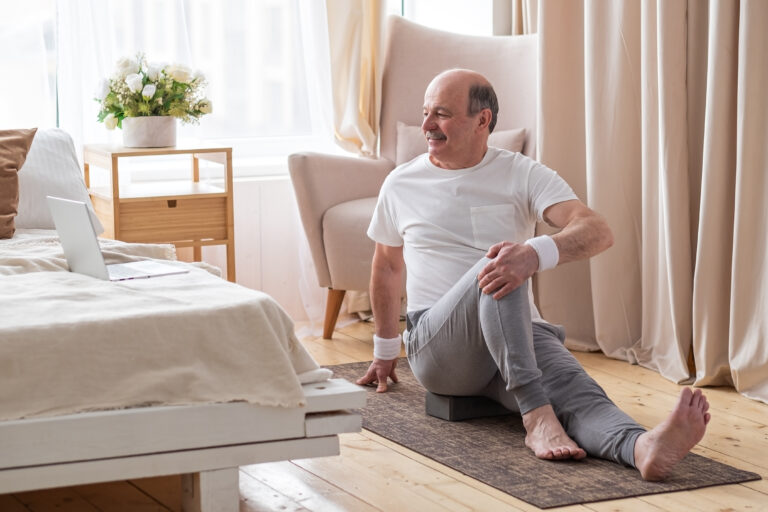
[427,69,499,133]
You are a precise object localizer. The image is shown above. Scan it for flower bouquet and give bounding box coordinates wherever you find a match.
[94,53,211,147]
[95,53,212,130]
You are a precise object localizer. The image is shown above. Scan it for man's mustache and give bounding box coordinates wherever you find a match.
[426,130,447,140]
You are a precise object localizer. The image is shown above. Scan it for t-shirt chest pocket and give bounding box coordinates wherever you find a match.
[469,204,517,250]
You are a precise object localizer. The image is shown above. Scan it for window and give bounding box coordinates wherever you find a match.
[81,0,329,162]
[1,0,337,178]
[0,0,57,128]
[389,0,495,36]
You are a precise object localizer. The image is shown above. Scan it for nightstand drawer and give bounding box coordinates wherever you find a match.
[118,197,228,243]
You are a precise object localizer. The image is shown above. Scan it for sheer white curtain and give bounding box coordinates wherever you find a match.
[0,1,57,129]
[294,0,342,335]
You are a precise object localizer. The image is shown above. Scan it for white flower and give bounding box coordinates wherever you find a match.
[95,79,110,101]
[104,113,118,130]
[125,73,143,93]
[198,98,213,114]
[192,69,206,82]
[145,63,161,81]
[142,83,156,99]
[115,57,140,78]
[166,64,192,83]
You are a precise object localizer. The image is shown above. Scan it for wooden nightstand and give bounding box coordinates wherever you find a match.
[83,144,236,282]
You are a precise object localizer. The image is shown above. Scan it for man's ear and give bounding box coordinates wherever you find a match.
[476,108,492,131]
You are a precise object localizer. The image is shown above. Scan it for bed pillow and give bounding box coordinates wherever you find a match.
[16,128,104,234]
[395,121,527,165]
[0,128,38,239]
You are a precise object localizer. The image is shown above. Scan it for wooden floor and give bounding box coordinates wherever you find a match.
[2,321,767,511]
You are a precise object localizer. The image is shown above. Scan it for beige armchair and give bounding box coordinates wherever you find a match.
[289,16,538,338]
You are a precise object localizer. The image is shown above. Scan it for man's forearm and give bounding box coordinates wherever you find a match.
[370,266,403,339]
[551,212,613,266]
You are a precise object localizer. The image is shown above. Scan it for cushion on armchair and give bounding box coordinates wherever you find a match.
[323,197,380,291]
[0,128,38,239]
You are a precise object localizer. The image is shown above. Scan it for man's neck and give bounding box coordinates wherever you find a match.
[429,146,488,170]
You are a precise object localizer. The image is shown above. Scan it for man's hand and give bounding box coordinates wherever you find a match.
[356,358,399,393]
[477,241,539,299]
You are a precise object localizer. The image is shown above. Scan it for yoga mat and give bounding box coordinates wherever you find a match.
[329,359,761,509]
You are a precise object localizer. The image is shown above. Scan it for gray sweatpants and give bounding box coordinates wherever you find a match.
[404,257,645,467]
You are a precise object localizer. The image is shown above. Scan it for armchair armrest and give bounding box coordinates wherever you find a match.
[288,152,395,287]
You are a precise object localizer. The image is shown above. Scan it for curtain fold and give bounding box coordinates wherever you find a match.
[56,1,116,152]
[513,0,539,35]
[724,0,768,401]
[294,0,342,334]
[635,0,694,383]
[535,0,768,403]
[536,0,598,351]
[692,0,740,386]
[325,0,385,156]
[494,0,539,35]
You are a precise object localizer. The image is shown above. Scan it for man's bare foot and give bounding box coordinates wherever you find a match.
[522,404,587,460]
[634,388,711,481]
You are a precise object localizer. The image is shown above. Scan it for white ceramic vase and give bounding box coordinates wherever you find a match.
[122,116,177,148]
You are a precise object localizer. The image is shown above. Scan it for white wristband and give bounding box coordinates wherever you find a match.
[373,334,402,360]
[524,235,559,272]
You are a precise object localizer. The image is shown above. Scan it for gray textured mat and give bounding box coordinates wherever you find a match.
[330,359,761,509]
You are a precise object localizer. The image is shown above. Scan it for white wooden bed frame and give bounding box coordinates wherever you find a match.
[0,378,365,511]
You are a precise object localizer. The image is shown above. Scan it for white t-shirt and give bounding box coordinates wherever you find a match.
[367,147,578,317]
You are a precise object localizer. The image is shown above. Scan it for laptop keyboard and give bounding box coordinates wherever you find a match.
[107,264,147,280]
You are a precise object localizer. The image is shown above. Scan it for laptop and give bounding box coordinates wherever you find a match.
[47,196,189,281]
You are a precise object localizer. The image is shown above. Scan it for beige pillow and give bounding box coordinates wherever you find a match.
[0,128,38,239]
[395,122,527,165]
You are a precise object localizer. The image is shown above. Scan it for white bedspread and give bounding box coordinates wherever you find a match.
[0,232,323,421]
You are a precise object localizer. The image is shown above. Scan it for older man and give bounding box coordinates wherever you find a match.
[357,68,710,480]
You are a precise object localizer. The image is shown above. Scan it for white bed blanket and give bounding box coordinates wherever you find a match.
[0,232,323,421]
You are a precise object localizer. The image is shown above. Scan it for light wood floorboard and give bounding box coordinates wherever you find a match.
[3,321,766,511]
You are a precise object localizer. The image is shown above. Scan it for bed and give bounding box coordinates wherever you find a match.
[0,129,365,511]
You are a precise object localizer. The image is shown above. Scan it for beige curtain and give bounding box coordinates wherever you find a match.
[535,0,768,403]
[493,0,538,35]
[325,0,385,156]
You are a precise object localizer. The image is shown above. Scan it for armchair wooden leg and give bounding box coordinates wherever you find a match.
[323,288,346,339]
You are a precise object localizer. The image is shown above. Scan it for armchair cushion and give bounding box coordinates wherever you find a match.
[289,152,395,287]
[323,197,379,291]
[395,122,528,165]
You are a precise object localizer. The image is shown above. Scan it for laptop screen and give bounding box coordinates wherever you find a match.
[47,196,110,279]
